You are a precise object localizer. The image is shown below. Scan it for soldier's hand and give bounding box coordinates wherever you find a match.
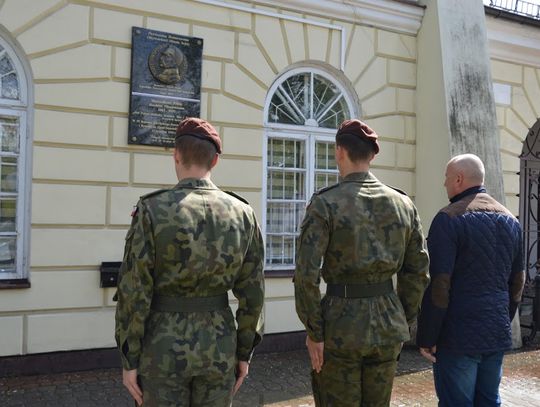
[122,368,143,406]
[419,346,437,363]
[233,360,249,395]
[306,335,324,373]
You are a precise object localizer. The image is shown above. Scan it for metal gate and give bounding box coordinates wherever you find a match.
[519,119,540,343]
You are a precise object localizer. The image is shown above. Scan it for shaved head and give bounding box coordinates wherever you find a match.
[447,154,485,185]
[444,154,485,199]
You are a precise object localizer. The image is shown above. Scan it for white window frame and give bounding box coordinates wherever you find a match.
[0,33,31,281]
[0,109,27,279]
[262,66,357,271]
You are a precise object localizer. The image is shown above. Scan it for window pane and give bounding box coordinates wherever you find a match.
[316,142,328,169]
[0,157,17,193]
[269,139,306,169]
[315,173,327,190]
[265,235,296,266]
[269,91,300,125]
[283,73,310,119]
[0,115,20,153]
[318,96,348,129]
[315,171,339,190]
[0,49,20,100]
[0,236,16,273]
[285,140,304,168]
[267,202,301,234]
[282,236,295,265]
[0,49,13,75]
[328,149,336,169]
[285,171,305,199]
[313,75,339,118]
[267,170,306,200]
[270,139,284,167]
[0,199,16,232]
[267,235,284,265]
[267,71,349,128]
[1,72,19,100]
[268,170,283,199]
[315,141,337,170]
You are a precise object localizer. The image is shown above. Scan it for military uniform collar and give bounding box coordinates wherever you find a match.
[341,171,377,183]
[174,177,218,190]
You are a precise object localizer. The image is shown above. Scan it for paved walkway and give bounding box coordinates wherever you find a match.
[1,346,539,406]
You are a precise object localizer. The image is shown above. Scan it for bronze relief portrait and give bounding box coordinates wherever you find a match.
[148,44,187,85]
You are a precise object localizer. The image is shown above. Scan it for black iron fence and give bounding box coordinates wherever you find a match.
[487,0,540,19]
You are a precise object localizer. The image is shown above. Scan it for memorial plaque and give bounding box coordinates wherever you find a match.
[128,27,203,147]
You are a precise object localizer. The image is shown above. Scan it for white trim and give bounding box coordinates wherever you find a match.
[266,131,310,141]
[235,0,423,34]
[265,122,337,134]
[261,131,268,267]
[486,15,540,68]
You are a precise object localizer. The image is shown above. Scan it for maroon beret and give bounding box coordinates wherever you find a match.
[336,119,379,154]
[175,117,222,154]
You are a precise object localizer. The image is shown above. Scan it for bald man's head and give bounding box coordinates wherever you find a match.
[444,154,485,199]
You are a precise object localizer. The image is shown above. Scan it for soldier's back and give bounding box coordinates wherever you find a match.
[136,179,260,379]
[315,173,417,284]
[142,180,257,296]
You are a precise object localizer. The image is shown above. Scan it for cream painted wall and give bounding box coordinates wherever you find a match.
[484,15,540,217]
[491,59,540,216]
[0,0,421,355]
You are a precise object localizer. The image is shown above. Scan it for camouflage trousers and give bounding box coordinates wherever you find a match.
[139,370,235,407]
[312,343,402,407]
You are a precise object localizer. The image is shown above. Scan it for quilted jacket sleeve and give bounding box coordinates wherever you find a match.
[416,212,456,348]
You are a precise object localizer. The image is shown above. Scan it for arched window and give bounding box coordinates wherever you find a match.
[263,67,357,271]
[0,33,30,282]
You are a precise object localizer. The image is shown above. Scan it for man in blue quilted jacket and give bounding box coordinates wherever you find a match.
[417,153,525,407]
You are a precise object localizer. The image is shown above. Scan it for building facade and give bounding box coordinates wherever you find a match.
[0,0,538,359]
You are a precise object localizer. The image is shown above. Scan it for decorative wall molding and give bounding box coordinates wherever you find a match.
[486,15,540,67]
[232,0,424,34]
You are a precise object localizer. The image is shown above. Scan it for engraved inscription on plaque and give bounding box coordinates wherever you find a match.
[128,27,203,147]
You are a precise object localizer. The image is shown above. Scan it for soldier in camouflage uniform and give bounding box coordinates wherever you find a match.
[294,119,430,407]
[115,117,265,406]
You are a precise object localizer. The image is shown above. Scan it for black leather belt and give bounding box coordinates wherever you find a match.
[151,293,229,312]
[326,280,393,298]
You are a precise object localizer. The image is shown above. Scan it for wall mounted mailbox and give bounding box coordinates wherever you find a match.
[100,262,122,288]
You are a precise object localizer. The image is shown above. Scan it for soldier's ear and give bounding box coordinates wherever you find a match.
[173,148,181,165]
[210,153,219,169]
[335,145,344,161]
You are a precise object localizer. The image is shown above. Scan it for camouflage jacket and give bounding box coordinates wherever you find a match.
[294,172,429,349]
[115,178,265,375]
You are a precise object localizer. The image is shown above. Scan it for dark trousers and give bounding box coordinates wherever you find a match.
[433,349,504,407]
